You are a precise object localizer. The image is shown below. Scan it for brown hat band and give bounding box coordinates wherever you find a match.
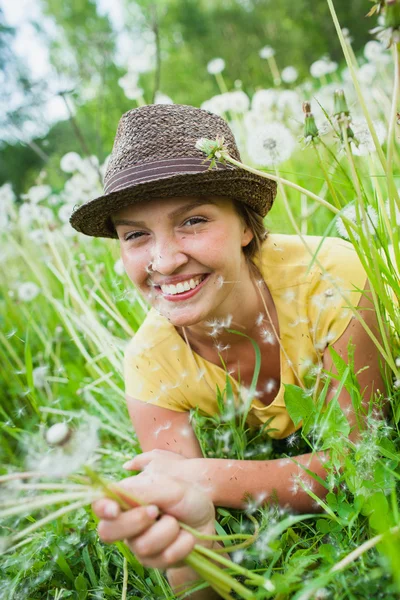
[104,157,236,195]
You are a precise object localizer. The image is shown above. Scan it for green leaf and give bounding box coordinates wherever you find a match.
[284,384,315,427]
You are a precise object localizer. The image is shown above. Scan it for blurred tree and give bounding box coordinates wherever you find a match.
[1,0,376,193]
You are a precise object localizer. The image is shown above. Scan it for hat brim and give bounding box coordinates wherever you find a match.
[69,168,277,238]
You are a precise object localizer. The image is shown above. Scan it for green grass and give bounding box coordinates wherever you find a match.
[1,3,400,598]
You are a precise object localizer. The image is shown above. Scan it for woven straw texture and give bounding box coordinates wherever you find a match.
[69,104,277,238]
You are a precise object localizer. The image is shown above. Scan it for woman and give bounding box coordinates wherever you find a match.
[70,104,384,597]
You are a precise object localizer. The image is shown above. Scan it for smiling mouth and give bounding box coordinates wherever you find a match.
[152,274,210,299]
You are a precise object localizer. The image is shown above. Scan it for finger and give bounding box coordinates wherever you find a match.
[129,514,180,557]
[115,473,215,529]
[123,449,182,471]
[98,504,159,544]
[92,499,121,520]
[129,529,196,570]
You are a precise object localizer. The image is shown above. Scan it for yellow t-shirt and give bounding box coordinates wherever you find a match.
[123,234,368,439]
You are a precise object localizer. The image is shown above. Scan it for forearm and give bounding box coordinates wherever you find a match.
[195,452,328,512]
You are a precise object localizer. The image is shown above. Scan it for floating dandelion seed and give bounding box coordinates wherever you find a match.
[216,275,225,288]
[264,378,277,393]
[286,433,298,447]
[260,328,275,344]
[256,313,264,326]
[215,343,230,353]
[154,421,172,438]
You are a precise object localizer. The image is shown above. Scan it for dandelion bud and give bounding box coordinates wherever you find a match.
[385,0,400,29]
[45,422,72,446]
[333,89,350,117]
[302,101,319,141]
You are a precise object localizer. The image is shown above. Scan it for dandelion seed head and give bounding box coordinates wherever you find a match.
[259,45,275,59]
[336,203,378,241]
[281,66,298,84]
[247,123,296,167]
[17,282,40,302]
[207,57,225,75]
[28,418,99,477]
[395,357,400,368]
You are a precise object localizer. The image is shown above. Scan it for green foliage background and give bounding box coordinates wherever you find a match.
[1,0,372,196]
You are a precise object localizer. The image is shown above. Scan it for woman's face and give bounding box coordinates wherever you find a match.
[113,195,253,327]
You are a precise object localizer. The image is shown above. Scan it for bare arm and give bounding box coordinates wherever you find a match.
[129,280,386,513]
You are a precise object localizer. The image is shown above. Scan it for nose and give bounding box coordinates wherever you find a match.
[150,236,188,275]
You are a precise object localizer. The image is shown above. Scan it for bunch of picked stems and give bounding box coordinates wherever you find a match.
[0,469,269,600]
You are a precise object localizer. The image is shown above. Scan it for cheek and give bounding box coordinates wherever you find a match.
[120,249,149,287]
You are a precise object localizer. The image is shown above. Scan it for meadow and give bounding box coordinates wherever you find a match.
[1,1,400,598]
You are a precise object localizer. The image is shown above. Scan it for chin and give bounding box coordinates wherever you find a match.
[156,304,207,328]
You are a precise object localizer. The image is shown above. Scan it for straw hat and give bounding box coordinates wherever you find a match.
[69,104,277,238]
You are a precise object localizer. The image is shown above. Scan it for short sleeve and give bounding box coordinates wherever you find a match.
[307,238,368,354]
[123,339,191,412]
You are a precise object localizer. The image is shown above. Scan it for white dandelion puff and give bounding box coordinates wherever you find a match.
[336,203,378,241]
[246,123,296,167]
[114,258,125,276]
[351,118,386,156]
[17,282,40,302]
[60,152,83,174]
[281,66,298,83]
[259,45,275,59]
[385,199,400,226]
[395,357,400,368]
[33,366,49,389]
[364,40,390,64]
[21,184,52,204]
[207,57,225,75]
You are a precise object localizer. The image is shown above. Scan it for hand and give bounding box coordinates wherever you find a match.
[123,450,210,492]
[92,471,216,570]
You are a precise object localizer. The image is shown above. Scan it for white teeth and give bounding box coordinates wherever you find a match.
[160,276,205,296]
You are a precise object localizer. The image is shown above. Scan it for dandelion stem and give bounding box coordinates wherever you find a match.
[194,544,266,585]
[121,557,128,600]
[4,499,91,550]
[0,491,101,518]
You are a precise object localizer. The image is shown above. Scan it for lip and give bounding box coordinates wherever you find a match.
[155,273,211,302]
